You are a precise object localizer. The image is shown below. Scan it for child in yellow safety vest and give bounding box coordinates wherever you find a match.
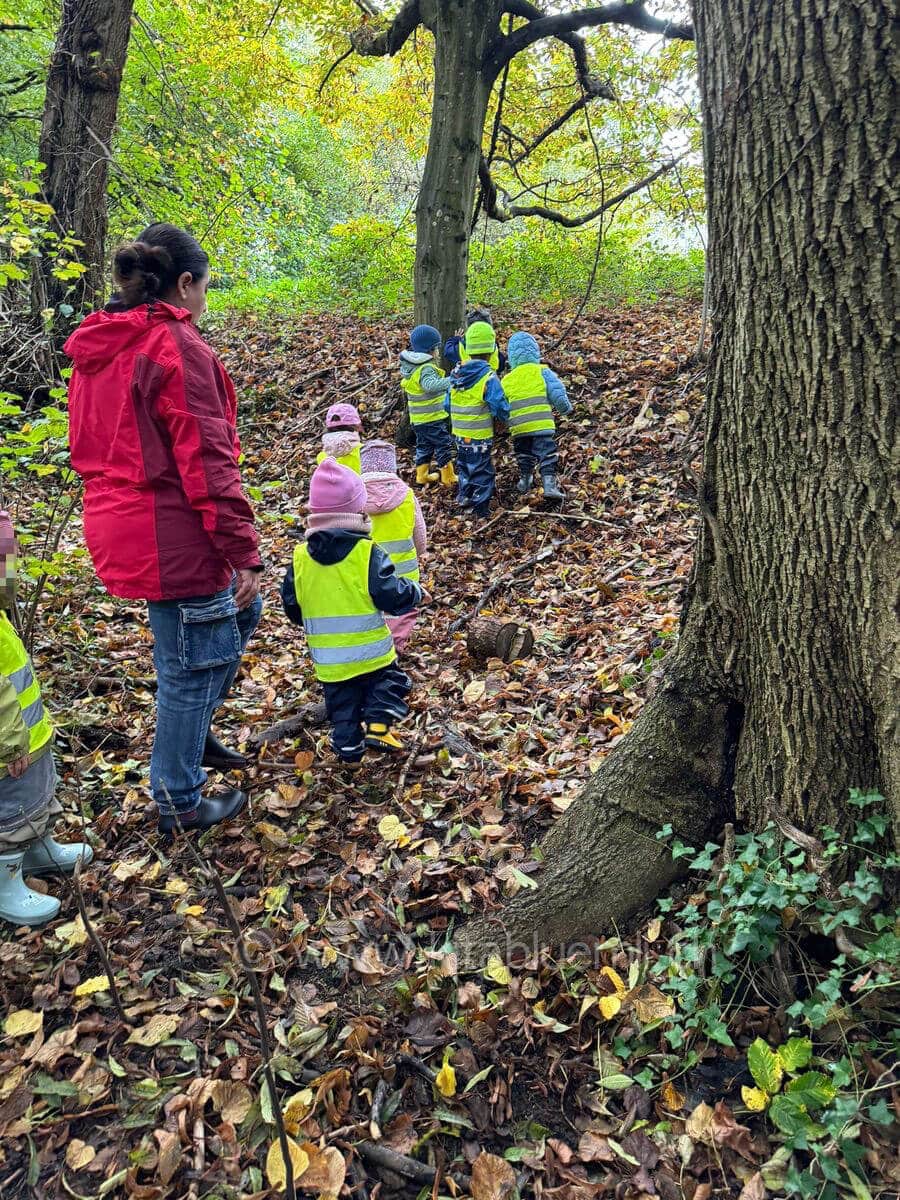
[448,321,509,521]
[317,403,363,474]
[0,511,93,926]
[399,324,457,487]
[360,439,427,653]
[501,331,572,501]
[280,460,421,763]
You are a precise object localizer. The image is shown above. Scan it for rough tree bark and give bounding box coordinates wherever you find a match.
[457,0,898,958]
[37,0,134,314]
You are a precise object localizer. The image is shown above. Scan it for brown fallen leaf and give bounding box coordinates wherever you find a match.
[296,1144,346,1196]
[738,1173,767,1200]
[154,1129,182,1186]
[352,943,388,983]
[471,1151,517,1200]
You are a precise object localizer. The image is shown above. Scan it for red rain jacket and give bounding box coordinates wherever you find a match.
[65,303,260,601]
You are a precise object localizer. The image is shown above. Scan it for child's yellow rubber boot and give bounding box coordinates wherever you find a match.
[365,723,404,752]
[416,463,439,485]
[439,461,458,487]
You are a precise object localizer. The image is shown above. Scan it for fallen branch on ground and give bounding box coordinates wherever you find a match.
[252,701,328,746]
[449,538,569,633]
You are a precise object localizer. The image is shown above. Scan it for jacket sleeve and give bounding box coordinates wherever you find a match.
[483,373,510,422]
[411,493,428,556]
[542,367,572,415]
[280,562,304,626]
[418,364,452,398]
[0,674,30,763]
[368,545,421,615]
[156,349,262,572]
[443,336,462,369]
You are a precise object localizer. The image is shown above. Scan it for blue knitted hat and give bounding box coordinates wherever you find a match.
[410,324,441,353]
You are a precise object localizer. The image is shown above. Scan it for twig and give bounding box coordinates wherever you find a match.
[449,538,568,633]
[355,1141,436,1185]
[251,701,328,746]
[394,725,428,801]
[169,803,296,1200]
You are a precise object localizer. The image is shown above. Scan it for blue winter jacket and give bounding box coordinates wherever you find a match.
[507,332,573,415]
[281,529,421,626]
[446,359,509,423]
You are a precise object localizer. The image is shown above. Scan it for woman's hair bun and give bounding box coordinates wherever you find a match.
[110,224,207,310]
[113,241,174,307]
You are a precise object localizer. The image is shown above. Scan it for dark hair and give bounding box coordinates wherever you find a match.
[112,222,209,309]
[466,307,492,327]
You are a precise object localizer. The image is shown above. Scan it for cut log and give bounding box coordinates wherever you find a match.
[467,616,534,664]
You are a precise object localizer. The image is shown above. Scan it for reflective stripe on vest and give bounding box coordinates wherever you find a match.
[0,612,53,756]
[370,490,420,582]
[459,343,500,371]
[293,539,396,683]
[502,362,556,436]
[450,374,494,440]
[401,364,447,425]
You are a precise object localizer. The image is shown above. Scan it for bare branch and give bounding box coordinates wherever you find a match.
[508,82,613,166]
[480,151,687,225]
[350,0,421,57]
[488,2,693,76]
[319,46,354,93]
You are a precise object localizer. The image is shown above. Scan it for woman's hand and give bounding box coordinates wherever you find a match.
[234,568,261,610]
[7,753,30,779]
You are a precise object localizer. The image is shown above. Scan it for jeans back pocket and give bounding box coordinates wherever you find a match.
[178,594,242,671]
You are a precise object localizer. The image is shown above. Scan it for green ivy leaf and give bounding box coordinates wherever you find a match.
[747,1038,784,1094]
[777,1036,812,1072]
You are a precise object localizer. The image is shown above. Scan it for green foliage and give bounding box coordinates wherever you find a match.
[654,793,899,1200]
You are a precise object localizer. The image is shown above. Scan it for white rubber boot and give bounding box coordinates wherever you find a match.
[22,837,93,877]
[0,851,61,926]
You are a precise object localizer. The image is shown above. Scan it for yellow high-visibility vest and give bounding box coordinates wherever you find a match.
[502,362,555,436]
[370,490,420,583]
[293,539,396,683]
[0,612,53,759]
[316,444,361,474]
[450,374,494,441]
[460,343,500,371]
[401,364,448,426]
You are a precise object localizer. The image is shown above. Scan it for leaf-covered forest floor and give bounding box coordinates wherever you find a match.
[3,301,893,1199]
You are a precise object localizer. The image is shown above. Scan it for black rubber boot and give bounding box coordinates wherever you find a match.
[515,470,534,494]
[157,789,248,839]
[541,474,564,501]
[202,731,249,770]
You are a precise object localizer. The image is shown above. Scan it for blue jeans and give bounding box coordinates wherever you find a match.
[147,582,262,814]
[414,419,454,467]
[455,438,495,516]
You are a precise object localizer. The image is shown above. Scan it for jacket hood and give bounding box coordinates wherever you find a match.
[507,331,541,368]
[363,472,410,515]
[399,349,433,378]
[320,430,361,460]
[454,358,493,387]
[64,302,192,375]
[305,528,369,565]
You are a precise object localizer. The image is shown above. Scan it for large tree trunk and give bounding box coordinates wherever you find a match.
[37,0,134,315]
[458,0,898,957]
[414,0,502,339]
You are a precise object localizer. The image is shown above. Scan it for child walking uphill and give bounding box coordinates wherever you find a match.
[360,439,427,653]
[448,321,508,522]
[281,459,421,763]
[399,325,456,487]
[502,331,572,501]
[0,511,92,925]
[318,403,363,473]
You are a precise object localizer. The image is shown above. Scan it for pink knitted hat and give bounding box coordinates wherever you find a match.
[360,439,397,474]
[308,458,367,515]
[0,509,14,547]
[325,403,362,430]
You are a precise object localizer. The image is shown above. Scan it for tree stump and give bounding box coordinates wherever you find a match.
[467,617,534,663]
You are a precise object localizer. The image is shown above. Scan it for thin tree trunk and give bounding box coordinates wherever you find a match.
[415,0,502,339]
[458,0,898,956]
[37,0,134,315]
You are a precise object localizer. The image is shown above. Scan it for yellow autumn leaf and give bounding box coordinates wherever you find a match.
[741,1086,769,1112]
[65,1139,96,1171]
[127,1013,179,1047]
[53,915,88,948]
[0,1065,26,1099]
[613,473,627,487]
[180,904,206,917]
[265,1136,310,1191]
[598,994,622,1019]
[435,1051,457,1098]
[378,814,409,845]
[661,1079,685,1111]
[645,918,662,942]
[578,995,597,1020]
[599,966,628,997]
[484,954,511,986]
[631,982,675,1023]
[74,975,110,997]
[4,1009,43,1037]
[282,1088,315,1134]
[462,679,486,704]
[164,878,189,895]
[321,944,338,966]
[673,409,691,424]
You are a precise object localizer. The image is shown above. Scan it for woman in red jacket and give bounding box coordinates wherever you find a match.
[66,223,262,837]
